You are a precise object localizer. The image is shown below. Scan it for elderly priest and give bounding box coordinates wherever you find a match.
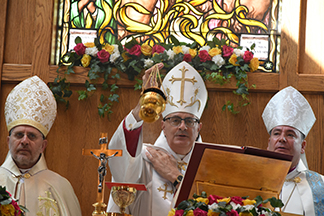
[262,86,324,216]
[0,76,82,216]
[107,61,208,216]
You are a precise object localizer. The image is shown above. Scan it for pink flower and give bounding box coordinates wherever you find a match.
[152,44,165,54]
[97,49,110,63]
[225,209,239,216]
[198,50,211,62]
[208,195,223,204]
[128,44,142,57]
[243,50,253,63]
[193,208,208,216]
[222,45,233,58]
[230,196,243,205]
[183,54,192,62]
[74,43,86,56]
[175,209,184,216]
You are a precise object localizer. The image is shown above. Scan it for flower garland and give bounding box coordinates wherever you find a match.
[52,36,259,117]
[0,186,28,216]
[169,192,284,216]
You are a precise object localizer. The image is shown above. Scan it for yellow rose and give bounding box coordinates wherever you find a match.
[249,57,259,72]
[0,204,16,216]
[242,199,256,206]
[239,212,253,216]
[208,47,222,57]
[167,208,176,216]
[189,48,197,58]
[186,210,194,216]
[141,44,152,56]
[196,197,209,204]
[81,54,91,67]
[217,197,231,204]
[229,54,239,66]
[103,43,115,54]
[208,209,220,216]
[173,46,183,54]
[84,42,95,48]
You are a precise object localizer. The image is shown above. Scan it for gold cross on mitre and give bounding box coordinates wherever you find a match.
[169,66,197,105]
[82,132,122,214]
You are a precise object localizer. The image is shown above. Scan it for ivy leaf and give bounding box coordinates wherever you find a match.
[102,82,109,90]
[100,94,105,102]
[110,84,119,92]
[235,83,249,95]
[109,94,119,102]
[265,197,284,209]
[87,84,96,92]
[77,90,87,100]
[169,34,180,46]
[63,89,72,97]
[75,36,82,44]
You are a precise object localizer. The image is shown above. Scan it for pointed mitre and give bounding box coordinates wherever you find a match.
[161,61,208,119]
[262,86,316,137]
[4,76,57,137]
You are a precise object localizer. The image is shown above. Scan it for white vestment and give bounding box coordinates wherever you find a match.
[107,111,198,216]
[281,160,324,216]
[0,153,82,216]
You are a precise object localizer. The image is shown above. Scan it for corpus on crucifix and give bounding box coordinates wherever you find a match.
[82,133,122,216]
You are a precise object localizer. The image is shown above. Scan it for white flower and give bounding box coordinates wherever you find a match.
[243,205,255,211]
[144,59,154,68]
[181,45,190,54]
[212,54,225,68]
[112,44,119,54]
[260,210,271,216]
[166,49,176,60]
[233,48,244,57]
[85,47,99,56]
[110,51,120,63]
[229,201,242,210]
[199,45,211,52]
[208,202,219,210]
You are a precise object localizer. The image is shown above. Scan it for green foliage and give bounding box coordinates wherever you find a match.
[53,36,259,117]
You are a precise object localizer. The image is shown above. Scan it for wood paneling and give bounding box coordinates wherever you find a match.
[1,0,324,215]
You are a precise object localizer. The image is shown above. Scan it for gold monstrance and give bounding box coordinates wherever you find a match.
[82,133,123,216]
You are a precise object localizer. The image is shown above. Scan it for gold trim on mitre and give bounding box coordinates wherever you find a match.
[4,76,57,137]
[7,119,49,138]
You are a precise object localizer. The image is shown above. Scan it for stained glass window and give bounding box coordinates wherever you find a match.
[51,0,282,72]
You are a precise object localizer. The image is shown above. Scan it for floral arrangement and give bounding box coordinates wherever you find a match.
[52,36,259,117]
[168,192,283,216]
[0,186,28,216]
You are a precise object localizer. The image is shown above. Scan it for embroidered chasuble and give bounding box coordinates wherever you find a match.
[107,111,200,216]
[0,153,82,216]
[281,160,324,216]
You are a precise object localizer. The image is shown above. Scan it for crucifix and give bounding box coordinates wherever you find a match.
[169,66,197,105]
[82,132,123,216]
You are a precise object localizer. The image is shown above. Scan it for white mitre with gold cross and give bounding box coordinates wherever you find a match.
[262,86,316,137]
[161,61,208,119]
[4,75,57,137]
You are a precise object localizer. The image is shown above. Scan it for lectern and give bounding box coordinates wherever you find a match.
[174,142,301,216]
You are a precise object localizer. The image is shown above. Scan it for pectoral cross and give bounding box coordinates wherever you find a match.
[82,133,122,208]
[169,66,197,105]
[157,183,173,200]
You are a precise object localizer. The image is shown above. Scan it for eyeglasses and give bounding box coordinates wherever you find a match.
[163,116,200,127]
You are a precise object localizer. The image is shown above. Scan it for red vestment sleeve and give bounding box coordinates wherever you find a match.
[123,119,143,157]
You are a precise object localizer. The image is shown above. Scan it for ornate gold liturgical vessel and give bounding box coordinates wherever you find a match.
[139,63,167,123]
[106,182,147,216]
[82,133,123,216]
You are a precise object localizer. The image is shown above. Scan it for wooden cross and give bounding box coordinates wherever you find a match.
[169,66,197,105]
[82,132,122,204]
[157,183,173,200]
